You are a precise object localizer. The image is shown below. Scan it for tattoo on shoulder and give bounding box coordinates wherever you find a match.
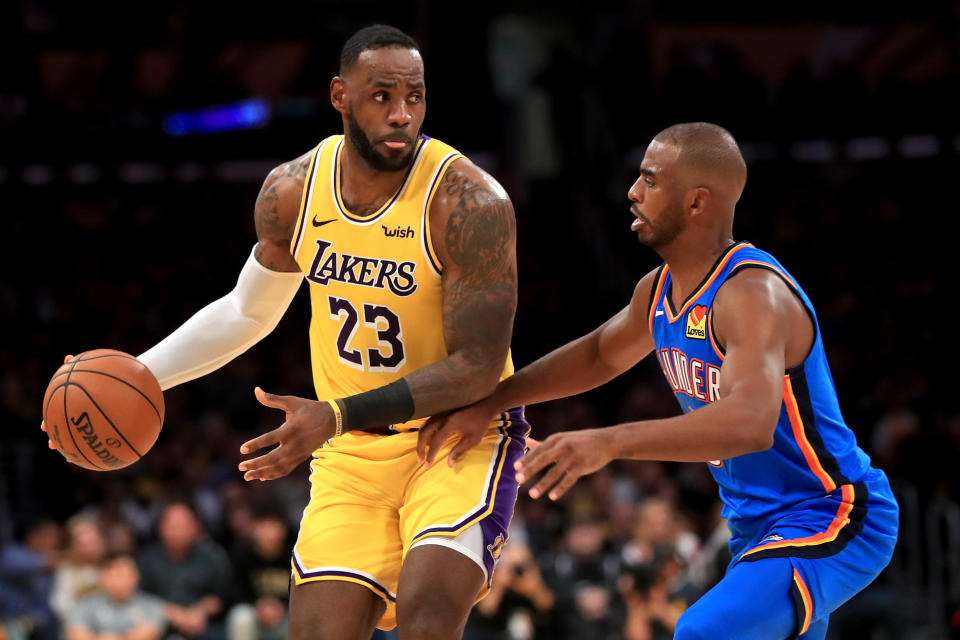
[442,169,515,281]
[253,151,312,267]
[439,168,517,358]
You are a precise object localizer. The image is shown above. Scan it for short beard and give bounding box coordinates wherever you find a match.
[346,109,416,173]
[638,202,685,250]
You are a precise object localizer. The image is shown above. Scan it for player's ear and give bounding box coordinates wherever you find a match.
[687,187,710,218]
[330,77,347,115]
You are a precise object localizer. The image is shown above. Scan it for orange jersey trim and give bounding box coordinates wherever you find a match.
[740,484,856,559]
[706,308,725,361]
[783,376,836,493]
[648,267,669,334]
[793,569,813,635]
[664,243,754,323]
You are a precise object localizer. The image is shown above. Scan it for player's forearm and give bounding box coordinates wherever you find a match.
[138,246,301,390]
[404,348,508,419]
[493,328,623,411]
[608,395,776,462]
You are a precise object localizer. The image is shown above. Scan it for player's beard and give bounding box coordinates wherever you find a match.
[346,108,417,173]
[637,201,685,250]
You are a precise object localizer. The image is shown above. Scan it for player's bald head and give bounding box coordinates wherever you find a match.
[652,122,747,200]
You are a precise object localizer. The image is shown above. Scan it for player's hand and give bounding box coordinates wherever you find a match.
[40,354,76,450]
[417,398,499,468]
[238,387,335,481]
[515,428,613,500]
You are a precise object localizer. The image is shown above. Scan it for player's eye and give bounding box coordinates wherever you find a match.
[645,178,654,187]
[374,92,388,103]
[409,93,423,103]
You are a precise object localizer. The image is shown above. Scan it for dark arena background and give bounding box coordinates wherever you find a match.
[2,2,959,639]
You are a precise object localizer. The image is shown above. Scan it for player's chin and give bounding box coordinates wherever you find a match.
[375,147,414,170]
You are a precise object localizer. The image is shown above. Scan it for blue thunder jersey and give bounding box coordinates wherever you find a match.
[648,242,881,554]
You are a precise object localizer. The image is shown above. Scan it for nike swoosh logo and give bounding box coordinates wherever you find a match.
[654,310,664,317]
[312,216,337,227]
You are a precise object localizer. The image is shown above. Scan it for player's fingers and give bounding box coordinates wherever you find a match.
[253,386,292,412]
[239,427,283,456]
[48,439,56,450]
[424,419,452,467]
[417,416,446,465]
[63,354,76,364]
[547,468,581,500]
[447,432,483,467]
[525,436,541,449]
[528,462,568,500]
[246,452,298,482]
[239,449,279,480]
[515,439,556,483]
[40,421,46,432]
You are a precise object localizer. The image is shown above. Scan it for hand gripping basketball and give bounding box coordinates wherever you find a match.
[41,350,165,470]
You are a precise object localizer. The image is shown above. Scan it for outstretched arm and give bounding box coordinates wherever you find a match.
[136,152,311,389]
[417,269,658,466]
[517,269,811,500]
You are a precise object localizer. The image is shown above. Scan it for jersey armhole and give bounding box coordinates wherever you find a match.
[289,142,326,261]
[724,263,819,368]
[420,152,464,277]
[647,264,668,334]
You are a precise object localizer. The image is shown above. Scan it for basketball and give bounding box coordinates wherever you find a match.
[42,349,165,471]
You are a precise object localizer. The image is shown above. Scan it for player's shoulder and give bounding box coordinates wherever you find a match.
[434,156,511,211]
[712,267,801,340]
[629,265,666,317]
[264,147,316,192]
[716,267,793,310]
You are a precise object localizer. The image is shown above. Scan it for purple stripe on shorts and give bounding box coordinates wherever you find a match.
[413,408,528,539]
[291,553,396,602]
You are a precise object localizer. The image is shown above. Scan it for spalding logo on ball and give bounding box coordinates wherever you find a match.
[42,349,164,470]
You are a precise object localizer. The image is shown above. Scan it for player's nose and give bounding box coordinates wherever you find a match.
[627,178,644,203]
[387,100,412,127]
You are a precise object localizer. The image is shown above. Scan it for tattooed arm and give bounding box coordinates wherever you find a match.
[136,151,311,389]
[253,151,313,271]
[404,158,518,416]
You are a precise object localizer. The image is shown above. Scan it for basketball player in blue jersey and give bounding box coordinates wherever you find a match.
[44,25,526,640]
[419,123,899,638]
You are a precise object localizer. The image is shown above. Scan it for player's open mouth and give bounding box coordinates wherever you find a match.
[631,208,647,231]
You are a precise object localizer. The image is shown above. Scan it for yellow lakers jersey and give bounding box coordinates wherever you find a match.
[290,134,514,431]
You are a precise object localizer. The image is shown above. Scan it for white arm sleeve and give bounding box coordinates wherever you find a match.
[138,245,303,390]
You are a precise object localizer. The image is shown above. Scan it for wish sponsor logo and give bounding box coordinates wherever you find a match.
[382,224,415,239]
[685,305,708,340]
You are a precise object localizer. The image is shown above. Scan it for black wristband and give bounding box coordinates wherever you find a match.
[339,378,415,430]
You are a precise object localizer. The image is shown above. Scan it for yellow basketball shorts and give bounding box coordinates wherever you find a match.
[291,407,529,630]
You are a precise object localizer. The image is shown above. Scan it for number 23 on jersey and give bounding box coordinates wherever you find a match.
[328,295,405,373]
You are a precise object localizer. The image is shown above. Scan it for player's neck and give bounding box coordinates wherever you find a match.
[662,233,735,305]
[339,144,409,213]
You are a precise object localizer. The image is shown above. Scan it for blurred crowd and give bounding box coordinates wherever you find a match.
[4,3,960,639]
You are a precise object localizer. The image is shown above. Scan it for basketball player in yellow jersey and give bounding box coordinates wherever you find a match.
[52,25,525,640]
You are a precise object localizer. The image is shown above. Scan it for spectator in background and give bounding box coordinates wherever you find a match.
[621,496,699,570]
[467,541,557,640]
[0,519,62,640]
[227,509,291,640]
[539,517,624,640]
[65,554,165,640]
[51,517,106,623]
[619,543,686,640]
[136,501,234,640]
